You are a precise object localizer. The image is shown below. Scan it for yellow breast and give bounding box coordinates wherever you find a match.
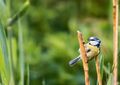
[85,44,100,60]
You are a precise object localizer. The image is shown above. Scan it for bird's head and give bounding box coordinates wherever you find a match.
[88,37,101,47]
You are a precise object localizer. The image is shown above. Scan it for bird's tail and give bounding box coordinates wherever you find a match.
[69,55,81,67]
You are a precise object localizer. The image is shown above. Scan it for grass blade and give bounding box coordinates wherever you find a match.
[18,19,24,85]
[0,20,10,85]
[0,0,6,17]
[27,64,30,85]
[7,1,29,26]
[107,73,113,85]
[99,54,104,80]
[7,26,15,85]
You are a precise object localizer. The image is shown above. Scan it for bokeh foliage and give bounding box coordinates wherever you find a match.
[0,0,120,85]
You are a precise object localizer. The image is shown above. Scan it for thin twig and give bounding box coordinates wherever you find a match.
[95,56,102,85]
[77,31,90,85]
[113,0,118,85]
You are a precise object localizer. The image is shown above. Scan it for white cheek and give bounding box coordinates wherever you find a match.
[90,41,98,45]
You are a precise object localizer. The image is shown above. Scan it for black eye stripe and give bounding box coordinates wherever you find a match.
[89,39,101,42]
[90,39,95,41]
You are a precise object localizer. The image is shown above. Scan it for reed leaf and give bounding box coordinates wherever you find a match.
[7,1,29,26]
[27,64,29,85]
[18,19,24,85]
[0,20,10,85]
[0,0,6,18]
[99,54,104,80]
[107,73,113,85]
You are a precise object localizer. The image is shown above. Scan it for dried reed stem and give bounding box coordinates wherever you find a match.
[95,56,102,85]
[113,0,118,85]
[77,31,90,85]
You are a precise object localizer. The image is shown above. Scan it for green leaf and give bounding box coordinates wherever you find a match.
[99,54,104,80]
[18,19,24,85]
[7,1,29,26]
[0,20,10,85]
[0,0,6,18]
[107,73,113,85]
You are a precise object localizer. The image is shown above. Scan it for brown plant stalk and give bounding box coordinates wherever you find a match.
[95,56,102,85]
[77,31,90,85]
[113,0,118,85]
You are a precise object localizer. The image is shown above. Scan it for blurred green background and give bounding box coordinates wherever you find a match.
[0,0,120,85]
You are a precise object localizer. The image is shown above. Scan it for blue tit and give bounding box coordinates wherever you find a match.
[69,36,101,67]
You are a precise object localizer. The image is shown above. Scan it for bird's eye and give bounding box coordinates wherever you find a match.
[89,42,91,45]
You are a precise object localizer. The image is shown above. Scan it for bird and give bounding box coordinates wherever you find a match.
[69,36,101,67]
